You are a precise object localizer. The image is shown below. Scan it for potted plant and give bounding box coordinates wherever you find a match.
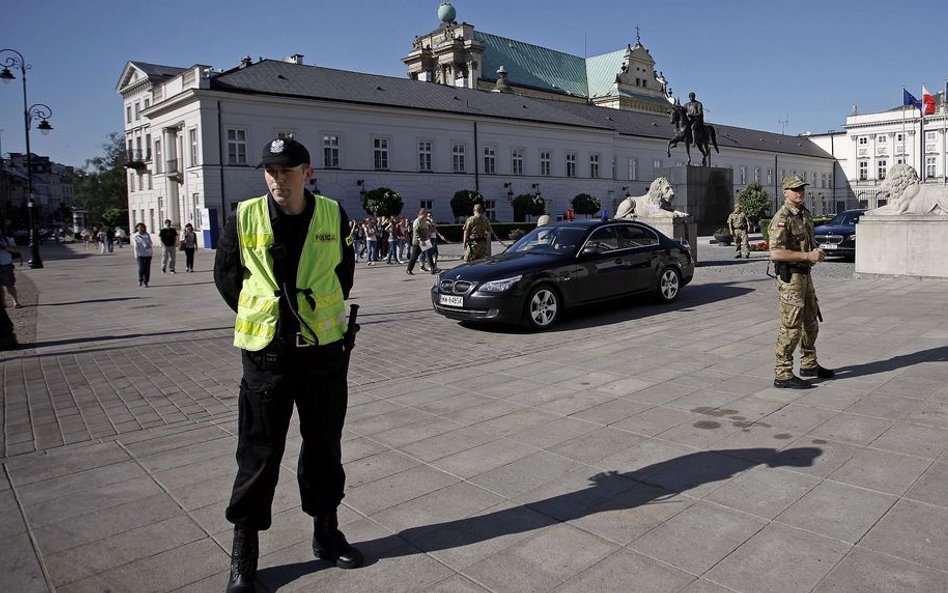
[713,226,733,246]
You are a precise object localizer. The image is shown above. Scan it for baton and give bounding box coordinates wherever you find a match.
[343,304,360,372]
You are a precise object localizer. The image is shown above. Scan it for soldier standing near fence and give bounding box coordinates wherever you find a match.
[727,203,751,259]
[462,203,493,262]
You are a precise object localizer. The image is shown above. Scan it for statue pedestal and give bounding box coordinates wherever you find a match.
[855,215,948,279]
[639,216,699,264]
[654,166,733,236]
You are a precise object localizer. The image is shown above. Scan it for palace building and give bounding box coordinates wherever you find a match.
[117,2,837,247]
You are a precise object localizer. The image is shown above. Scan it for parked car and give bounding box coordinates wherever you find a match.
[813,208,868,260]
[431,218,694,330]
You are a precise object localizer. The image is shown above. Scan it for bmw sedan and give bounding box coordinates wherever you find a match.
[814,208,867,260]
[431,218,694,330]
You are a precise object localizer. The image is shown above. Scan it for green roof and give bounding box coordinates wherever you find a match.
[584,49,625,98]
[475,31,588,96]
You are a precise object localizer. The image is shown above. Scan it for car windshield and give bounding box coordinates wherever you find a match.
[826,211,862,225]
[508,226,588,255]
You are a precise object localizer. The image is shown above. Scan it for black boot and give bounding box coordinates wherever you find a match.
[225,527,258,593]
[313,513,364,569]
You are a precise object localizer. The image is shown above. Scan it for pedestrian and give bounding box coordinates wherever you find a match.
[349,219,364,261]
[727,203,751,259]
[363,217,378,266]
[97,228,107,255]
[405,207,434,275]
[106,226,116,253]
[769,175,835,389]
[384,216,401,264]
[181,223,198,272]
[426,213,444,272]
[462,202,493,262]
[158,219,178,273]
[132,223,153,287]
[213,137,361,593]
[115,226,127,248]
[0,234,22,308]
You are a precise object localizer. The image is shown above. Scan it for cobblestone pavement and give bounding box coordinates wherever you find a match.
[2,239,947,593]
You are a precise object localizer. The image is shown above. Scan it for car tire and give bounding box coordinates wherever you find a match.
[522,284,561,331]
[655,267,681,303]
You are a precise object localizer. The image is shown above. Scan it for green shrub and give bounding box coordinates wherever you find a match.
[450,190,483,221]
[571,193,601,216]
[361,187,403,217]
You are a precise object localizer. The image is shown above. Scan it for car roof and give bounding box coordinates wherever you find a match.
[540,218,650,230]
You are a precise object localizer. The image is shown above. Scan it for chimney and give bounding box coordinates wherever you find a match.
[239,55,252,68]
[285,54,304,65]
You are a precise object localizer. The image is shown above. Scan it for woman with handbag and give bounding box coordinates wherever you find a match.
[182,223,198,272]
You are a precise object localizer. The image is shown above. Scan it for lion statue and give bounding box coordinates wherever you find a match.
[869,164,948,215]
[615,177,688,218]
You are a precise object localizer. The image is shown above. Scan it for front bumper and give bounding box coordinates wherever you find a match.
[430,285,525,324]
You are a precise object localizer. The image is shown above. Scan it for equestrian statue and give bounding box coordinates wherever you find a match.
[667,92,719,166]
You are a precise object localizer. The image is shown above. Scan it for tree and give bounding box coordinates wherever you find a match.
[450,189,483,221]
[736,182,770,223]
[74,133,129,225]
[361,187,403,217]
[571,193,601,216]
[511,193,545,222]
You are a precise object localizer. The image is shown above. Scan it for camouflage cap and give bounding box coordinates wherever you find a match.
[782,175,808,190]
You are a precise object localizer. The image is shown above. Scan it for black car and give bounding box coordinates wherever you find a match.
[431,218,694,330]
[813,208,867,259]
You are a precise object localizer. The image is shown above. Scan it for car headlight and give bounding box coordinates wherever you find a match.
[479,275,522,293]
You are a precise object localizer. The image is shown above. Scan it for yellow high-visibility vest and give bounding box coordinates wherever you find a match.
[233,194,346,351]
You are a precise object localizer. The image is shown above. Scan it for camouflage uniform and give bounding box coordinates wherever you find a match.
[727,210,751,258]
[769,199,819,381]
[462,214,492,262]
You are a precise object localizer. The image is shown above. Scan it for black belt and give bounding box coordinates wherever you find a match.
[787,265,811,275]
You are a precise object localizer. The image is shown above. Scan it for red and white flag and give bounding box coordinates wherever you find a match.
[922,85,936,115]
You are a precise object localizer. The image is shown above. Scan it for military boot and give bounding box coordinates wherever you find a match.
[313,512,364,569]
[225,527,258,593]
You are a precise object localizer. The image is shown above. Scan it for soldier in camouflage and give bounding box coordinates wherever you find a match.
[768,175,835,389]
[727,204,751,259]
[462,203,493,262]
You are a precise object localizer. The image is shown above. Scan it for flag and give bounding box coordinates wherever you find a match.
[903,89,922,111]
[922,85,936,115]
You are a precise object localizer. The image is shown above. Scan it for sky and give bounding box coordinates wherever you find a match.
[1,0,946,168]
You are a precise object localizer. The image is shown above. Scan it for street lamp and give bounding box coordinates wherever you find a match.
[2,48,53,269]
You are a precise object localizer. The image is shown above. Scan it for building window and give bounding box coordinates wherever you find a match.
[419,199,433,211]
[147,172,152,190]
[754,167,760,183]
[896,133,904,142]
[740,166,747,184]
[417,139,432,172]
[373,137,389,170]
[134,102,141,121]
[876,160,887,180]
[511,148,524,175]
[145,134,151,160]
[452,143,466,173]
[144,98,150,110]
[876,135,887,144]
[652,159,662,172]
[926,131,936,142]
[565,152,576,177]
[484,199,496,221]
[126,105,132,124]
[226,129,247,165]
[821,172,827,188]
[858,161,868,181]
[628,158,638,180]
[323,134,340,168]
[540,150,552,176]
[767,168,773,185]
[858,136,868,145]
[925,156,936,178]
[130,171,136,192]
[589,153,600,178]
[189,128,199,167]
[154,139,163,174]
[483,145,496,174]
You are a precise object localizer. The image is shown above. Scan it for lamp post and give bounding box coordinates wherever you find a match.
[1,48,54,269]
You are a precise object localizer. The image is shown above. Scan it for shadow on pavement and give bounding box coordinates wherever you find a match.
[26,326,232,350]
[834,344,948,380]
[37,296,147,307]
[259,447,821,591]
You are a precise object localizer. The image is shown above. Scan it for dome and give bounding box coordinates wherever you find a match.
[438,1,456,23]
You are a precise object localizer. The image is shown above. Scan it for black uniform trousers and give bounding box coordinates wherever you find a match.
[226,339,348,531]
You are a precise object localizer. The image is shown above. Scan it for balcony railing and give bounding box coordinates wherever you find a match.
[124,149,150,169]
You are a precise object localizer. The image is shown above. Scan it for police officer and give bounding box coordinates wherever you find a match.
[462,202,493,262]
[727,203,751,259]
[214,137,360,593]
[769,175,835,389]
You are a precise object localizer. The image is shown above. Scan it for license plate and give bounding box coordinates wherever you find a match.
[439,295,464,307]
[820,243,837,250]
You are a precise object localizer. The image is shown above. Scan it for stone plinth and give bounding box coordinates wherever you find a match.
[654,166,733,235]
[855,215,948,279]
[639,216,699,264]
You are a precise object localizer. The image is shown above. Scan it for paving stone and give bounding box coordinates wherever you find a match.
[776,480,896,543]
[0,532,48,593]
[862,499,948,571]
[812,546,948,593]
[22,475,164,527]
[704,523,850,593]
[704,465,821,519]
[552,548,694,593]
[630,501,766,574]
[827,447,931,495]
[469,451,587,499]
[905,461,948,508]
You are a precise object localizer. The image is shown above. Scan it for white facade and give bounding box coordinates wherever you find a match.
[808,97,948,210]
[118,59,837,247]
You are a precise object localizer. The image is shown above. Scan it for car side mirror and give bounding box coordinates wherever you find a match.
[580,245,603,257]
